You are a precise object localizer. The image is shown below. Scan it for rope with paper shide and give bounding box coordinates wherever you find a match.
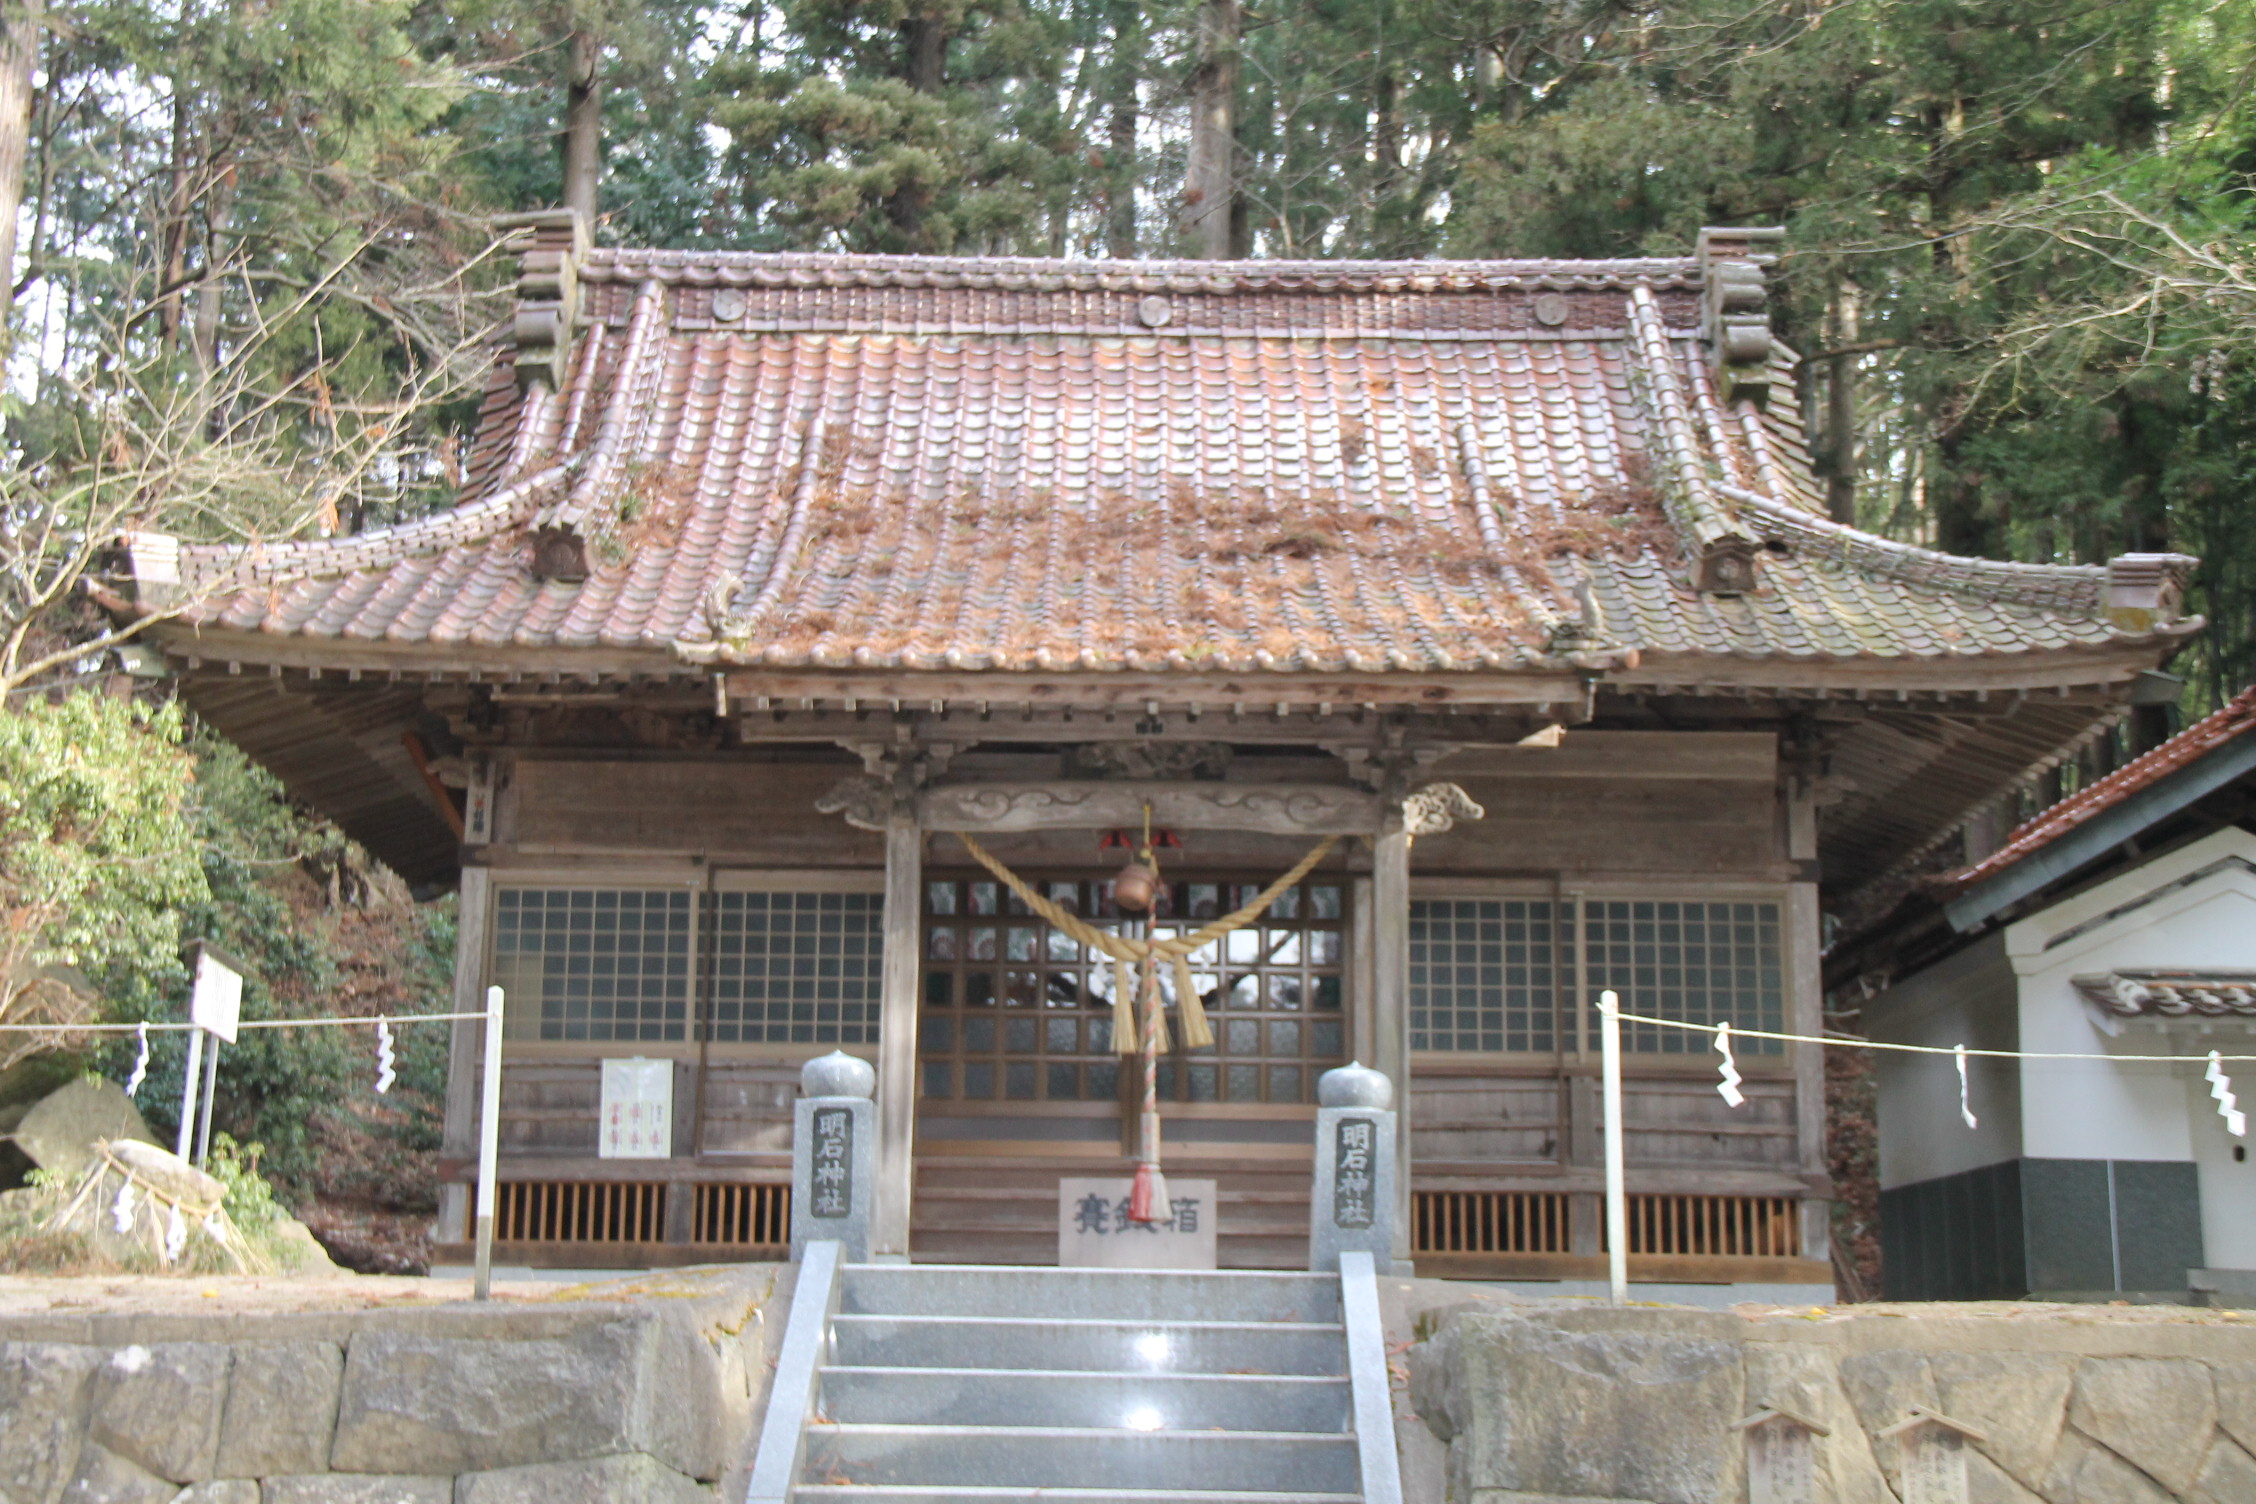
[950,828,1339,1223]
[948,830,1339,1054]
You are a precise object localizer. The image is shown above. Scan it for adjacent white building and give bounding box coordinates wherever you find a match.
[1860,690,2256,1299]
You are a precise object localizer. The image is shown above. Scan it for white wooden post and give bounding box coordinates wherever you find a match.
[872,808,922,1259]
[193,1038,220,1168]
[1370,806,1412,1267]
[473,983,505,1300]
[175,1028,205,1160]
[1600,988,1627,1305]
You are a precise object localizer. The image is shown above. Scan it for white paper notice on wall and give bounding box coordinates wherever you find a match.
[599,1058,674,1159]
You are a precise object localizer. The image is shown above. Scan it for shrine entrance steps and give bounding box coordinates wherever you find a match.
[908,1146,1314,1268]
[777,1262,1372,1503]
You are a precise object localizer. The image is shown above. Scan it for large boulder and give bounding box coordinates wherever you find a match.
[11,1079,156,1180]
[1412,1307,1744,1504]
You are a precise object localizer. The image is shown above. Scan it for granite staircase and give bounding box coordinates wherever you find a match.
[747,1252,1400,1504]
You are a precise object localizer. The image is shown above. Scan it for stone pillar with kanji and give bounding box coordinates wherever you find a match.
[1310,1061,1398,1273]
[792,1051,877,1261]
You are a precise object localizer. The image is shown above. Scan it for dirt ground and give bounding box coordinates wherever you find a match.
[0,1271,604,1315]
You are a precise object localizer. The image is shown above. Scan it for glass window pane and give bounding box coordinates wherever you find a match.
[1582,899,1785,1054]
[1409,899,1556,1053]
[703,889,884,1045]
[493,887,696,1044]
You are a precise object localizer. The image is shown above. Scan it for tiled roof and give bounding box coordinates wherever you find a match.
[135,247,2196,681]
[2073,971,2256,1019]
[1948,686,2256,891]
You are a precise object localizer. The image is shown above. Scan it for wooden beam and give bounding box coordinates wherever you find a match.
[916,780,1384,835]
[726,669,1591,710]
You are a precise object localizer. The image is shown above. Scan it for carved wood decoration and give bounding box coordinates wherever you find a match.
[913,780,1384,835]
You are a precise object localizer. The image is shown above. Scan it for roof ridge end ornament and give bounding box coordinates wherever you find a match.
[1697,226,1786,411]
[2105,551,2199,632]
[496,208,590,392]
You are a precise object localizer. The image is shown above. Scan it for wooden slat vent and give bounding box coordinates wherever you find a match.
[1614,1194,1799,1258]
[1414,1190,1571,1254]
[692,1182,791,1248]
[494,1181,667,1245]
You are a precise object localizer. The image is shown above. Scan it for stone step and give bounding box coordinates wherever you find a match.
[794,1488,1359,1503]
[904,1233,1310,1271]
[830,1315,1346,1376]
[843,1265,1339,1324]
[818,1367,1352,1432]
[801,1424,1363,1495]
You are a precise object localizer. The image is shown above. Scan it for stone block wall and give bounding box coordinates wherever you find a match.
[1408,1304,2256,1504]
[0,1268,780,1504]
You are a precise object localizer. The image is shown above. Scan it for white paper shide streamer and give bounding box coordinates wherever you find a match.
[123,1023,150,1099]
[163,1202,187,1264]
[2208,1051,2247,1138]
[374,1016,396,1095]
[110,1180,136,1234]
[1955,1043,1978,1129]
[1714,1022,1745,1107]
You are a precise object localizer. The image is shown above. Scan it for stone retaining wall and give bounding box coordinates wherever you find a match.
[1408,1303,2256,1504]
[0,1268,781,1504]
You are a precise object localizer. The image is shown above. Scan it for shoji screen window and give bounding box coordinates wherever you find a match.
[1583,899,1785,1055]
[491,887,693,1042]
[1409,898,1562,1053]
[708,888,885,1045]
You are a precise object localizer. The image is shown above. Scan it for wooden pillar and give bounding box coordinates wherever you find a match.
[1786,771,1832,1264]
[439,863,492,1245]
[872,809,923,1258]
[1370,805,1412,1265]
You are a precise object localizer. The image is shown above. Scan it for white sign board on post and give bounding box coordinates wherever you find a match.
[189,949,244,1043]
[1059,1177,1218,1269]
[598,1058,673,1158]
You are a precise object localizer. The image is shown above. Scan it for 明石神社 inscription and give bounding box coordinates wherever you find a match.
[809,1106,854,1219]
[1333,1117,1376,1229]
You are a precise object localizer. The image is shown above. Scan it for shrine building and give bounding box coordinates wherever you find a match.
[114,219,2197,1294]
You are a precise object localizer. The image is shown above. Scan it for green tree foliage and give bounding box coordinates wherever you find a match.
[97,728,454,1203]
[711,0,1079,251]
[0,693,204,1069]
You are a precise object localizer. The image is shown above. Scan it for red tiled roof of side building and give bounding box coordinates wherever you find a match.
[1947,684,2256,892]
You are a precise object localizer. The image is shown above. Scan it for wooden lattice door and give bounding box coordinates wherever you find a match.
[916,872,1351,1108]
